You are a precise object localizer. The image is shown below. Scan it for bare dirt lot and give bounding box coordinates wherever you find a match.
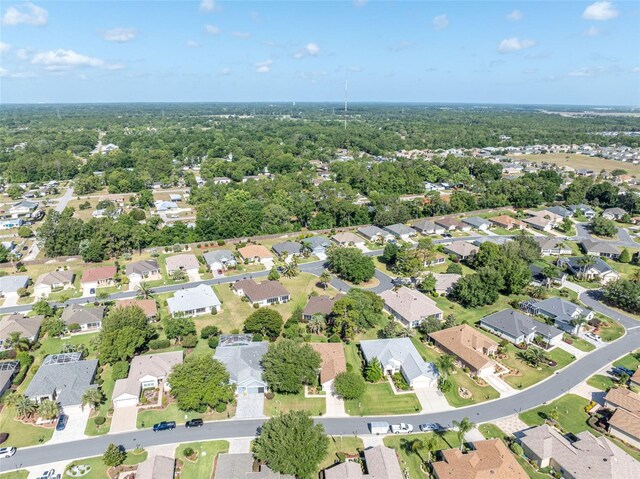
[513,153,640,175]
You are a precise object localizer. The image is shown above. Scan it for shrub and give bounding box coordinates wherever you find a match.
[217,240,225,246]
[510,442,524,456]
[392,372,410,391]
[252,333,263,342]
[148,339,171,350]
[111,361,130,380]
[68,323,81,332]
[207,336,219,349]
[200,325,220,339]
[103,443,126,467]
[264,392,275,400]
[585,401,597,413]
[0,433,8,444]
[214,402,227,413]
[334,371,366,400]
[181,334,198,349]
[328,334,341,343]
[183,447,195,458]
[94,416,106,426]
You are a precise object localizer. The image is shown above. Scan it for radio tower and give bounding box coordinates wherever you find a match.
[343,76,348,130]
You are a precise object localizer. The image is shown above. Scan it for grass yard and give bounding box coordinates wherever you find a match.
[587,374,616,391]
[433,294,529,325]
[563,334,595,352]
[613,350,640,371]
[319,436,364,471]
[176,440,229,479]
[65,451,148,479]
[344,343,362,372]
[491,227,515,236]
[478,423,508,440]
[0,472,28,479]
[136,402,235,428]
[264,391,326,416]
[519,394,591,433]
[595,316,625,342]
[445,370,500,407]
[383,431,462,478]
[410,337,441,362]
[500,345,575,389]
[345,382,420,416]
[0,413,54,448]
[85,365,115,436]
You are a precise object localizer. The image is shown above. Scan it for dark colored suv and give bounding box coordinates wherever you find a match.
[185,418,204,428]
[152,421,176,432]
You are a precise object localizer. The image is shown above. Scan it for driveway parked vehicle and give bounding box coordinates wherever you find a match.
[55,415,68,431]
[152,421,176,432]
[0,447,16,458]
[185,418,203,428]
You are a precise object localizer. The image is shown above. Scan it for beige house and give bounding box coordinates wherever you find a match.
[165,254,199,275]
[0,314,43,351]
[380,286,443,328]
[33,270,75,298]
[233,279,290,307]
[136,455,175,479]
[331,232,365,248]
[429,325,498,377]
[310,343,346,390]
[604,387,640,449]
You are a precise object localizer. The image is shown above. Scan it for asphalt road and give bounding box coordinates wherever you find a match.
[54,187,74,214]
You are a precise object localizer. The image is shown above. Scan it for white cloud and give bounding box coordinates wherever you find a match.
[432,14,449,30]
[305,43,320,56]
[186,40,201,48]
[220,67,232,75]
[199,0,216,13]
[30,49,122,71]
[2,2,47,26]
[498,37,536,53]
[0,42,10,54]
[507,10,523,21]
[102,28,137,43]
[632,66,640,73]
[585,26,600,36]
[353,0,368,7]
[232,32,251,39]
[204,24,220,35]
[582,2,619,21]
[255,60,272,73]
[568,66,610,77]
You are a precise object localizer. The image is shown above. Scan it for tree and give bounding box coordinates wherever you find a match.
[306,314,326,334]
[168,354,234,412]
[381,241,399,264]
[418,317,442,336]
[82,388,105,410]
[577,255,597,280]
[602,278,640,314]
[326,247,375,284]
[32,299,53,317]
[103,444,126,467]
[446,263,463,275]
[262,339,321,394]
[330,289,385,340]
[268,266,280,281]
[333,371,365,400]
[541,265,561,288]
[365,358,384,382]
[453,417,475,451]
[319,270,332,290]
[437,354,455,379]
[518,346,548,367]
[559,217,573,233]
[631,268,640,283]
[282,260,300,279]
[37,399,59,420]
[5,332,30,352]
[243,308,284,338]
[18,226,33,238]
[99,305,154,364]
[14,395,37,418]
[163,315,196,341]
[571,316,588,335]
[136,282,154,299]
[253,411,329,479]
[451,267,503,308]
[619,248,631,264]
[41,316,65,337]
[590,217,618,237]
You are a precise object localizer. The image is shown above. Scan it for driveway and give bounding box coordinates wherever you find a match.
[483,373,518,397]
[110,406,139,433]
[414,387,451,413]
[235,393,265,419]
[187,270,201,282]
[49,407,90,444]
[2,294,18,307]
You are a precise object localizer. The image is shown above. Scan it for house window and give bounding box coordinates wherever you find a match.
[141,381,155,389]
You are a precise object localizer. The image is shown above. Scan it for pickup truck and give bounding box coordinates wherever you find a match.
[152,421,176,432]
[391,423,414,434]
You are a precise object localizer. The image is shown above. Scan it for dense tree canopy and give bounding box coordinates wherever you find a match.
[99,306,154,364]
[326,247,375,284]
[261,339,321,394]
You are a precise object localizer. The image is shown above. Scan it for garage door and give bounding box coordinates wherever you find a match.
[113,397,138,408]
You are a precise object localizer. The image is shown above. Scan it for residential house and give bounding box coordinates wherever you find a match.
[533,237,572,256]
[80,266,117,296]
[272,241,303,260]
[125,260,161,283]
[432,439,529,479]
[480,309,563,346]
[602,207,627,221]
[462,216,492,231]
[379,286,443,328]
[112,351,183,408]
[310,343,346,390]
[0,275,29,299]
[545,206,574,218]
[522,212,559,232]
[0,361,19,397]
[237,244,274,264]
[435,217,469,232]
[443,242,479,260]
[165,254,199,276]
[33,270,75,299]
[61,304,105,331]
[0,314,43,350]
[489,215,526,230]
[214,453,294,479]
[303,236,331,256]
[427,252,447,267]
[203,250,236,272]
[331,232,366,248]
[580,239,621,259]
[383,223,417,241]
[518,425,637,479]
[302,294,342,321]
[0,219,23,230]
[212,176,232,185]
[114,298,158,320]
[324,445,402,479]
[429,325,498,377]
[431,273,461,295]
[167,284,221,317]
[214,335,268,394]
[360,338,439,389]
[631,369,640,389]
[523,297,593,335]
[154,200,178,212]
[232,279,290,307]
[412,219,446,235]
[558,256,620,284]
[169,194,181,202]
[568,204,596,219]
[604,388,640,449]
[357,225,394,243]
[9,200,38,217]
[135,455,175,479]
[24,353,98,413]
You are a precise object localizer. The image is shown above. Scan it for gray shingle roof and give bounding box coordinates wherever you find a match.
[580,239,621,256]
[214,341,268,389]
[272,241,302,256]
[125,260,160,276]
[561,256,615,275]
[0,275,29,294]
[383,223,416,237]
[357,225,389,240]
[25,357,98,406]
[61,304,104,326]
[360,338,439,384]
[462,216,492,228]
[533,297,582,326]
[481,309,562,340]
[303,236,331,250]
[167,284,221,315]
[545,206,573,218]
[203,250,235,266]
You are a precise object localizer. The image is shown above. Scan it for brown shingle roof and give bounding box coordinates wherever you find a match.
[303,295,343,317]
[237,244,273,260]
[115,299,158,318]
[234,279,289,303]
[609,408,640,441]
[432,439,529,479]
[81,266,117,283]
[429,325,497,372]
[310,343,347,384]
[490,215,526,228]
[604,387,640,415]
[631,368,640,386]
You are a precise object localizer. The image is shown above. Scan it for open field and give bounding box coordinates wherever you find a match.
[512,153,640,175]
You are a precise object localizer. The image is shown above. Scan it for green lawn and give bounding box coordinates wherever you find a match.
[345,382,420,416]
[433,294,529,325]
[319,436,364,471]
[85,365,115,436]
[587,374,616,391]
[175,441,229,478]
[492,227,515,236]
[264,391,326,416]
[519,394,591,433]
[613,350,640,371]
[563,334,595,352]
[384,431,462,478]
[596,316,625,342]
[500,344,575,389]
[0,413,54,448]
[65,451,148,479]
[344,343,363,372]
[410,337,441,362]
[445,370,500,407]
[136,402,234,429]
[0,472,28,479]
[478,423,508,440]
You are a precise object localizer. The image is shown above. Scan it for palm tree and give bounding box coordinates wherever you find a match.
[37,399,59,421]
[3,392,20,409]
[5,332,30,352]
[452,417,476,451]
[571,316,588,335]
[519,346,547,367]
[409,438,425,461]
[81,388,105,411]
[529,286,548,300]
[283,260,300,279]
[307,314,326,335]
[319,270,332,290]
[136,281,154,299]
[424,435,439,463]
[14,395,37,419]
[300,241,312,258]
[577,255,596,280]
[437,354,456,379]
[631,268,640,283]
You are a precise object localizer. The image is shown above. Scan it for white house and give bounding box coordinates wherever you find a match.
[167,284,221,317]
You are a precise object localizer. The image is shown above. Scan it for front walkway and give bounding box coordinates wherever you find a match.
[236,393,265,419]
[483,373,518,397]
[110,405,139,433]
[49,407,90,444]
[415,387,451,413]
[187,270,201,282]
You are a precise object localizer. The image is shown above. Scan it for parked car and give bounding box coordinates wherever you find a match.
[55,415,68,431]
[369,422,390,435]
[585,332,601,342]
[152,421,176,432]
[617,366,634,376]
[419,422,443,432]
[0,447,16,458]
[391,423,414,434]
[612,366,633,377]
[185,418,203,428]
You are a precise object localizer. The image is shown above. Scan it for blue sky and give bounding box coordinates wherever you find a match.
[1,1,638,105]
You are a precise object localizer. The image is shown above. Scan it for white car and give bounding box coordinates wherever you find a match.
[585,332,601,342]
[391,423,414,434]
[0,447,16,458]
